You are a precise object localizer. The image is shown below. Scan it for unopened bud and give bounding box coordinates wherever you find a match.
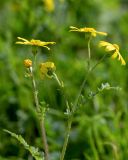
[24,59,32,68]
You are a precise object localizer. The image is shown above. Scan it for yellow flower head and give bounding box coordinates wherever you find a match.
[24,59,32,68]
[40,62,56,78]
[16,37,56,50]
[43,0,55,12]
[99,41,126,65]
[69,26,107,37]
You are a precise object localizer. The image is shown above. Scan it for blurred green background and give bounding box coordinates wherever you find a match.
[0,0,128,159]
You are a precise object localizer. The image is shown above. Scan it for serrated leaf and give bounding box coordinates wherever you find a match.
[4,129,44,160]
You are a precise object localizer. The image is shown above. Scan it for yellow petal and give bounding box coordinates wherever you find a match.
[43,46,50,50]
[105,45,115,52]
[70,26,79,30]
[17,37,29,42]
[99,41,112,47]
[121,57,126,65]
[113,44,119,51]
[96,31,107,36]
[118,54,126,65]
[111,51,118,59]
[91,32,96,37]
[41,42,56,45]
[45,62,56,69]
[16,41,30,45]
[16,42,25,44]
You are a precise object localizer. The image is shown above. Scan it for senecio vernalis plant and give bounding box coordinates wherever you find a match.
[4,26,126,160]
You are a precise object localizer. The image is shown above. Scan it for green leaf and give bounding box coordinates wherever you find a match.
[3,129,44,160]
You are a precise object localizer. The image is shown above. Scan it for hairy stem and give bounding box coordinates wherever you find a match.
[60,54,107,160]
[29,67,49,160]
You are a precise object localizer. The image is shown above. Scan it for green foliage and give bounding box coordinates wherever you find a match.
[4,130,43,160]
[88,82,121,99]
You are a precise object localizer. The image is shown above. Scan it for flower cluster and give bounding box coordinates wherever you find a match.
[17,25,126,81]
[16,37,56,79]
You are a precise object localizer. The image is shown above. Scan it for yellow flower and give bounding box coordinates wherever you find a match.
[24,59,32,68]
[99,41,126,65]
[69,26,107,37]
[40,62,56,78]
[16,37,56,50]
[43,0,55,12]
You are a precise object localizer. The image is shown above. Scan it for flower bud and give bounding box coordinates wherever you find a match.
[24,59,32,68]
[40,62,56,78]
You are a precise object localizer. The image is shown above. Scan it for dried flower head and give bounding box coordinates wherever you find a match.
[69,26,107,37]
[99,41,126,65]
[40,62,56,78]
[24,59,32,68]
[16,37,56,50]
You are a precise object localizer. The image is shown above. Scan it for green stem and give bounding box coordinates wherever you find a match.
[34,54,37,69]
[60,54,107,160]
[53,72,63,87]
[104,142,119,160]
[89,128,99,160]
[72,54,107,113]
[87,35,92,71]
[60,118,72,160]
[29,67,49,160]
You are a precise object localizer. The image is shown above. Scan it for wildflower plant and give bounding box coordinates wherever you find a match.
[4,36,58,160]
[4,25,126,160]
[59,26,126,160]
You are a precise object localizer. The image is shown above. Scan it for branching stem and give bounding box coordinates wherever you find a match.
[29,67,49,160]
[60,53,107,160]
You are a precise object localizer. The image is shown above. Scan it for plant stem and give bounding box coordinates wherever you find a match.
[72,54,107,114]
[29,67,49,160]
[60,118,72,160]
[40,120,49,160]
[89,128,99,160]
[53,72,63,87]
[60,54,107,160]
[87,35,92,71]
